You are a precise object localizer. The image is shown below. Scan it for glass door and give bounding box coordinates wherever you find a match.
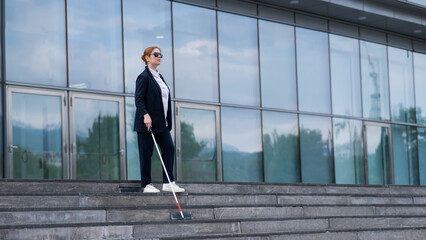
[70,92,125,180]
[7,87,68,179]
[364,122,393,184]
[175,103,221,181]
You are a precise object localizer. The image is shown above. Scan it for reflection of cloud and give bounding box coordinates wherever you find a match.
[174,39,218,101]
[221,107,262,153]
[67,0,123,92]
[122,0,173,93]
[6,0,66,85]
[12,93,62,129]
[75,98,118,138]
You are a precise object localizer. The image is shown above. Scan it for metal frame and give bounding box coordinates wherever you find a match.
[363,121,394,185]
[5,86,69,179]
[69,92,126,180]
[175,102,222,181]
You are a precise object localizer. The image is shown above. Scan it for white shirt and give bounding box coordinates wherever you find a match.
[149,67,169,127]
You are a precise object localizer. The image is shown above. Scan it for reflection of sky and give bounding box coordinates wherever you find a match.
[181,108,216,146]
[221,107,261,153]
[5,0,66,86]
[259,20,297,110]
[173,3,218,102]
[12,93,62,129]
[296,28,330,114]
[414,53,426,123]
[388,47,415,121]
[299,114,331,143]
[123,0,173,94]
[75,98,118,139]
[262,111,298,138]
[330,34,362,117]
[360,41,390,120]
[218,12,260,106]
[366,125,383,155]
[68,0,123,92]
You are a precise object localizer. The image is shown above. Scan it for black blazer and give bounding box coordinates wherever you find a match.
[133,66,172,134]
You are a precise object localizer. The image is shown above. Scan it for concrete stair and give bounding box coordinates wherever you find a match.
[1,180,426,239]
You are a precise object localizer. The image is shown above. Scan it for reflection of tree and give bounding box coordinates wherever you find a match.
[263,130,299,183]
[181,121,215,181]
[181,121,207,160]
[393,105,416,123]
[333,120,364,184]
[391,108,419,185]
[12,125,62,179]
[300,128,333,184]
[77,114,120,180]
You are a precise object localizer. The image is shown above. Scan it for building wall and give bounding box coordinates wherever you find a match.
[2,0,426,185]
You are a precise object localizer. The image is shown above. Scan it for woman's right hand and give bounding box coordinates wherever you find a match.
[143,114,152,131]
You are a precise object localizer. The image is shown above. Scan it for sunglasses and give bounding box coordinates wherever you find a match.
[152,52,163,58]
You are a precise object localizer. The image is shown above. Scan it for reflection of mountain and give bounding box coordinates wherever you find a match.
[223,150,263,182]
[263,130,299,183]
[221,144,239,152]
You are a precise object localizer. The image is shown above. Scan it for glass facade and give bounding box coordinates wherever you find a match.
[5,0,66,86]
[3,0,426,187]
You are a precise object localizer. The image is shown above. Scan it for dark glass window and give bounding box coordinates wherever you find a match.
[392,124,419,185]
[263,111,299,183]
[418,127,426,185]
[333,118,364,184]
[300,114,333,183]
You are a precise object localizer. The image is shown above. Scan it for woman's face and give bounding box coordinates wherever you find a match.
[146,48,162,67]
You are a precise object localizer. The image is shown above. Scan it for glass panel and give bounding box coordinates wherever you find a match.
[173,3,218,102]
[392,124,419,185]
[388,47,416,123]
[418,127,426,185]
[414,52,426,125]
[333,118,364,184]
[125,97,162,180]
[360,41,390,120]
[180,108,217,181]
[259,20,296,110]
[222,107,262,182]
[296,28,330,114]
[299,115,333,183]
[5,0,66,86]
[68,0,123,92]
[123,0,172,94]
[365,124,391,184]
[262,111,299,183]
[75,98,120,179]
[12,93,63,179]
[218,12,259,106]
[330,34,362,117]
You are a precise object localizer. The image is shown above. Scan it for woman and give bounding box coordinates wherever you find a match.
[134,46,184,193]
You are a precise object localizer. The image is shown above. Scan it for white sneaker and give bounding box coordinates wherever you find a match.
[162,181,185,193]
[143,183,160,193]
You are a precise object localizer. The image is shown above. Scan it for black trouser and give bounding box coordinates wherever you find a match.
[137,131,175,188]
